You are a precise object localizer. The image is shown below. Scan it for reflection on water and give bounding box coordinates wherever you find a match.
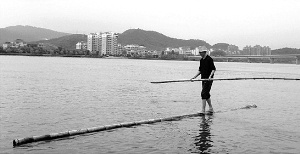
[191,115,214,154]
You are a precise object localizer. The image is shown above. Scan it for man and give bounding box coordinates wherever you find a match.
[191,47,216,114]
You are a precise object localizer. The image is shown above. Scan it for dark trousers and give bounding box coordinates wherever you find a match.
[201,81,213,99]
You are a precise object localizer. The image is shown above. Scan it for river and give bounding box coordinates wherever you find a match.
[1,56,300,153]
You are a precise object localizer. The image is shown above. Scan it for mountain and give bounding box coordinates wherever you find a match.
[0,25,69,44]
[33,34,87,50]
[31,28,211,51]
[212,43,229,51]
[271,48,300,55]
[118,29,211,51]
[0,25,212,51]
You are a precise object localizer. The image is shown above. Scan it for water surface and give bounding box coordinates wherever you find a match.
[1,56,300,153]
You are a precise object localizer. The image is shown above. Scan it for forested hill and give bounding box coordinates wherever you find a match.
[0,25,69,44]
[27,28,211,51]
[271,48,300,55]
[3,25,299,52]
[33,34,87,50]
[118,29,211,51]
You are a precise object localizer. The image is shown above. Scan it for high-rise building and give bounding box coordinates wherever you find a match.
[87,32,118,55]
[87,33,99,54]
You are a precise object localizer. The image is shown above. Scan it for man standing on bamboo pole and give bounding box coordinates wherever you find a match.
[191,46,216,115]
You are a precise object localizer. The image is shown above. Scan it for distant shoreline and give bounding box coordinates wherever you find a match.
[0,53,298,65]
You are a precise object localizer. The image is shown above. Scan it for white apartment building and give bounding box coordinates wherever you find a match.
[124,44,146,55]
[76,41,87,50]
[87,32,118,55]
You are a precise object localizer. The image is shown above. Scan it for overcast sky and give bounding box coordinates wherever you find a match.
[1,0,299,49]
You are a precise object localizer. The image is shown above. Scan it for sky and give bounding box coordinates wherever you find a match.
[1,0,300,49]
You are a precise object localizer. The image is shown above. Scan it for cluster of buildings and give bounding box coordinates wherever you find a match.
[79,31,219,57]
[2,39,49,50]
[163,45,241,56]
[77,32,159,56]
[123,44,146,55]
[77,35,272,57]
[242,45,271,55]
[75,41,87,50]
[2,33,271,57]
[165,46,209,55]
[2,39,27,49]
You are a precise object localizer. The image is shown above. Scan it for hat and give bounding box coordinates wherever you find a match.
[199,46,208,53]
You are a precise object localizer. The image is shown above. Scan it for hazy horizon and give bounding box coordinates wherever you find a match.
[1,0,300,49]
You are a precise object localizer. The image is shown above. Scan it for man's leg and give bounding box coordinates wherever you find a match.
[202,99,206,113]
[204,81,213,112]
[207,98,214,112]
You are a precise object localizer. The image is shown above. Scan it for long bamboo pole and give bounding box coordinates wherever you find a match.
[12,104,258,147]
[150,77,300,84]
[11,114,201,147]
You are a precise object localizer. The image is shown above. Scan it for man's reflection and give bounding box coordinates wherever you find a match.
[192,115,214,154]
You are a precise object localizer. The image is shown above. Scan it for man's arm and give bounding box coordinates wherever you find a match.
[191,71,201,80]
[208,58,216,80]
[208,70,215,80]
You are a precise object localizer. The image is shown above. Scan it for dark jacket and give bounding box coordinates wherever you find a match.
[199,55,216,79]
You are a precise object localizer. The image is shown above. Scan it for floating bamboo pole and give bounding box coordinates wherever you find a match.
[12,104,258,147]
[150,77,300,84]
[12,113,197,147]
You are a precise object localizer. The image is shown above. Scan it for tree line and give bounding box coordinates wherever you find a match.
[0,45,92,56]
